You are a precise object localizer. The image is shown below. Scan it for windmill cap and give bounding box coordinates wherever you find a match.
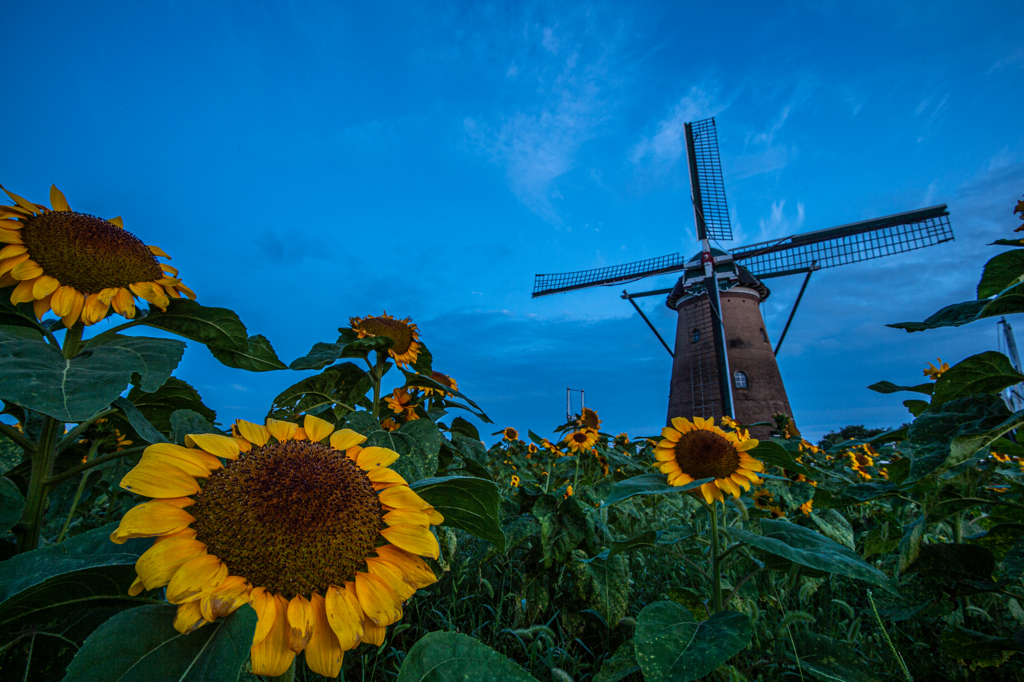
[666,251,770,308]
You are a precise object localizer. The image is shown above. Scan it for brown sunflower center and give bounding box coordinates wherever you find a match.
[673,429,741,481]
[355,316,413,353]
[571,433,588,443]
[190,440,383,598]
[580,410,600,429]
[19,211,162,294]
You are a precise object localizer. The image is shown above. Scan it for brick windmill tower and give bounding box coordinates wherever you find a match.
[531,118,955,433]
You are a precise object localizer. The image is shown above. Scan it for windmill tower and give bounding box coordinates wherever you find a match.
[532,118,955,434]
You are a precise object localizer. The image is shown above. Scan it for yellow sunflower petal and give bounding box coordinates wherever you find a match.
[738,454,764,472]
[356,446,400,471]
[286,594,315,654]
[654,448,676,461]
[0,228,24,245]
[173,600,208,635]
[50,285,77,316]
[148,244,170,258]
[135,535,207,590]
[49,185,70,211]
[735,438,759,452]
[699,481,717,504]
[250,595,296,678]
[303,414,335,442]
[717,477,741,498]
[10,278,37,304]
[373,545,438,589]
[658,461,681,474]
[325,583,364,651]
[380,523,440,559]
[291,427,308,441]
[184,433,241,460]
[120,460,202,498]
[31,275,59,299]
[235,419,270,446]
[362,615,386,646]
[377,485,429,511]
[0,253,30,276]
[266,418,298,442]
[668,471,693,486]
[200,575,250,623]
[166,554,228,603]
[61,289,85,328]
[730,473,751,491]
[110,288,136,318]
[10,259,42,281]
[424,506,444,525]
[128,576,145,596]
[32,294,52,320]
[143,443,221,476]
[1,186,39,214]
[306,594,344,678]
[365,557,415,600]
[671,417,693,432]
[0,244,26,259]
[354,572,403,627]
[107,216,124,228]
[383,509,430,528]
[250,587,277,646]
[366,467,408,489]
[329,429,367,452]
[660,427,682,442]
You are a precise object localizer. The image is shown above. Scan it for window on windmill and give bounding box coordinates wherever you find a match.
[734,371,748,389]
[691,329,700,344]
[759,328,768,343]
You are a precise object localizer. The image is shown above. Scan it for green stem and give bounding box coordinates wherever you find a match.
[54,408,115,456]
[45,445,146,487]
[56,441,100,543]
[0,421,34,454]
[16,417,61,552]
[709,501,722,613]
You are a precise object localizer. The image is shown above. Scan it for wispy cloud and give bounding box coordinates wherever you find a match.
[462,13,623,225]
[628,86,723,169]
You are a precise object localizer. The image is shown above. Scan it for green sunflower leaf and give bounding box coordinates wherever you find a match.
[729,519,895,592]
[0,523,156,630]
[126,378,216,437]
[599,474,714,509]
[0,296,45,334]
[0,475,25,534]
[568,552,631,625]
[866,381,934,396]
[931,351,1024,406]
[411,475,505,552]
[401,368,492,423]
[171,409,221,444]
[268,362,372,421]
[208,333,286,372]
[138,299,284,372]
[0,330,185,422]
[749,440,811,476]
[396,631,539,682]
[888,299,990,332]
[634,602,752,682]
[112,397,168,444]
[63,604,257,682]
[289,341,344,370]
[977,249,1024,299]
[594,640,641,682]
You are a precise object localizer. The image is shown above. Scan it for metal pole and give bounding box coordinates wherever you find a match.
[774,263,816,356]
[704,250,733,418]
[624,290,674,358]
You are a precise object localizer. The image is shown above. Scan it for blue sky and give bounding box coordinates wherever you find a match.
[4,1,1023,442]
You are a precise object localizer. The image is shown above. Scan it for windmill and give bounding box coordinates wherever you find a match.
[532,117,955,433]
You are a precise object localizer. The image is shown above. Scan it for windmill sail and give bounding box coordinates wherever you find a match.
[531,204,952,297]
[685,118,732,241]
[732,205,952,279]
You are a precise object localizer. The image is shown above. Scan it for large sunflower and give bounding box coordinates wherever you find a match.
[110,415,442,678]
[577,408,601,430]
[564,428,598,454]
[655,417,763,504]
[0,184,193,327]
[350,312,422,367]
[421,371,457,397]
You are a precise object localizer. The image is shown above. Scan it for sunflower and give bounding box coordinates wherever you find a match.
[614,432,630,447]
[385,388,414,414]
[798,499,814,516]
[526,444,538,457]
[577,408,601,430]
[421,371,457,397]
[847,446,873,480]
[381,418,399,432]
[110,415,442,678]
[923,358,950,381]
[564,428,598,454]
[654,417,763,504]
[751,489,773,510]
[564,485,574,498]
[510,475,520,487]
[0,184,193,327]
[350,312,421,367]
[991,451,1013,463]
[501,427,519,442]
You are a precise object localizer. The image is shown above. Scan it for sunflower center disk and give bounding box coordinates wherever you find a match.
[673,430,741,481]
[191,441,383,598]
[358,317,413,354]
[20,211,162,294]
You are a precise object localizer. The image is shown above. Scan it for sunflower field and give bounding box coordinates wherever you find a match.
[1,185,1024,682]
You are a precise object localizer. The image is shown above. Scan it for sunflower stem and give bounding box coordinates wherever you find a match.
[16,417,62,553]
[53,408,115,456]
[61,323,84,360]
[0,421,34,455]
[56,441,101,543]
[45,445,146,487]
[709,501,723,613]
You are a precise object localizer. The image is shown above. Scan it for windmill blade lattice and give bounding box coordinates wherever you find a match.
[732,205,953,279]
[686,118,733,241]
